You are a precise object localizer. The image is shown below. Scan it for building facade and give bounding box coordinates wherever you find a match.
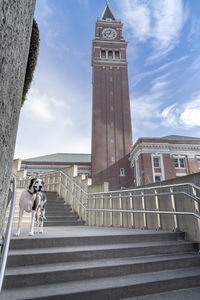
[130,135,200,186]
[20,153,91,177]
[91,2,133,190]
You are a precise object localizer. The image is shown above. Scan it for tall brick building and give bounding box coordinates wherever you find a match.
[91,2,133,190]
[130,135,200,186]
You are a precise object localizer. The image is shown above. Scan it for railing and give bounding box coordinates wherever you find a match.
[0,177,16,292]
[17,171,200,242]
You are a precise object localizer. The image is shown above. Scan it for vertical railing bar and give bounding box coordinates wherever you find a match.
[0,178,17,292]
[141,191,147,229]
[110,193,113,227]
[170,187,178,231]
[155,189,161,230]
[129,192,134,228]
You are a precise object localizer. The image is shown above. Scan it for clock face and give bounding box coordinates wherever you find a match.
[102,28,117,40]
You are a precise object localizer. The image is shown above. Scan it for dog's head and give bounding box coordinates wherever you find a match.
[29,178,44,193]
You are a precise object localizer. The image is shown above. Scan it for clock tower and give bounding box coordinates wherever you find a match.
[91,2,133,190]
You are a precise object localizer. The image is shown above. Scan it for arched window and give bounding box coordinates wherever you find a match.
[115,51,120,59]
[101,50,106,58]
[108,51,113,59]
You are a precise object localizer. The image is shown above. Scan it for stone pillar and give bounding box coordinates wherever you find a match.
[0,0,36,236]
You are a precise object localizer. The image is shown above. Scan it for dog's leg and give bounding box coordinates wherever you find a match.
[36,211,40,234]
[29,210,36,236]
[14,209,24,237]
[39,207,46,234]
[39,216,44,234]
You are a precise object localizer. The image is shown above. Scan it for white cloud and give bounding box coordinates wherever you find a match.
[116,0,187,62]
[131,55,189,89]
[160,96,200,129]
[131,92,163,139]
[22,87,71,124]
[151,80,170,93]
[180,98,200,128]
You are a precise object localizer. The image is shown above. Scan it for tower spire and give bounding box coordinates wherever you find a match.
[101,1,116,21]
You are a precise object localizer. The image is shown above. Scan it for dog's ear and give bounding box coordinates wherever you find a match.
[29,178,36,190]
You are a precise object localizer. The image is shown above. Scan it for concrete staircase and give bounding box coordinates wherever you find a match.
[44,192,84,227]
[1,225,200,299]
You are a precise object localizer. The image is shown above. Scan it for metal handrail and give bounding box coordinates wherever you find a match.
[18,172,200,222]
[43,180,200,221]
[87,191,200,203]
[0,177,17,292]
[86,208,200,219]
[88,182,200,195]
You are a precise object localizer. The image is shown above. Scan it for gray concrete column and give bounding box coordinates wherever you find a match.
[0,0,36,235]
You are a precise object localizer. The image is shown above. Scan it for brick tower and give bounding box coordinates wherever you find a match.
[91,2,133,190]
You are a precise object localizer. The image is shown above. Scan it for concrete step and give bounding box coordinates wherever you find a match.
[4,253,200,289]
[45,207,72,214]
[44,216,78,221]
[126,286,200,299]
[9,231,185,250]
[44,221,84,227]
[7,240,197,267]
[45,212,75,217]
[2,267,200,299]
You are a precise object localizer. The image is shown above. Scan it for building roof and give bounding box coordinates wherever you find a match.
[101,2,116,21]
[162,135,200,140]
[23,153,91,163]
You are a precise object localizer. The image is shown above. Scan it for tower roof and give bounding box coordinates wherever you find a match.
[101,1,116,21]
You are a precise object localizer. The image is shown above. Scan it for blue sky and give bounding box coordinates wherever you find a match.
[14,0,200,159]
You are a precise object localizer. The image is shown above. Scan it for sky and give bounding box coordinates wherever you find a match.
[14,0,200,159]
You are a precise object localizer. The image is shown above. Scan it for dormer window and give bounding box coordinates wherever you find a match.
[115,51,120,59]
[108,51,113,59]
[101,50,106,58]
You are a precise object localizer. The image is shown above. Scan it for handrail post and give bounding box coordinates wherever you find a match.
[155,189,161,230]
[141,191,147,229]
[129,192,134,228]
[0,178,17,292]
[119,193,122,227]
[109,193,113,227]
[170,187,178,231]
[101,194,104,226]
[192,186,200,235]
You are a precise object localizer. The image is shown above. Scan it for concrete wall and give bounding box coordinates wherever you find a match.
[0,0,36,236]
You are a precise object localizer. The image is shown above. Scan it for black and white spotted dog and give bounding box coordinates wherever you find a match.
[15,178,47,236]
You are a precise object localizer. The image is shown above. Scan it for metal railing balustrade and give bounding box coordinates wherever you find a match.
[17,171,200,242]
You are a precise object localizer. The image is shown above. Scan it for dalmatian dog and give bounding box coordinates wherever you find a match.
[14,178,47,236]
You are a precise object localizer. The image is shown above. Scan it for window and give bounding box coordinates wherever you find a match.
[110,105,114,111]
[108,51,113,59]
[111,121,114,127]
[120,168,125,176]
[115,51,120,59]
[153,157,160,168]
[111,156,115,162]
[110,91,113,96]
[155,175,161,182]
[101,50,106,58]
[111,138,115,144]
[198,158,200,169]
[110,76,113,82]
[174,157,185,169]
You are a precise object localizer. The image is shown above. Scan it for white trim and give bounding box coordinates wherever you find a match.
[135,159,140,186]
[130,141,200,166]
[176,173,187,177]
[151,154,165,182]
